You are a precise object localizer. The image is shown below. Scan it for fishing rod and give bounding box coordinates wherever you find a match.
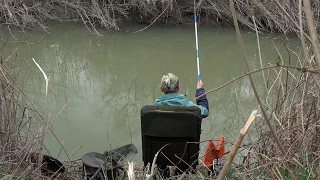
[193,0,200,82]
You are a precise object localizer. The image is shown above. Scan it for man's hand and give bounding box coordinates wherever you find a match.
[197,80,204,89]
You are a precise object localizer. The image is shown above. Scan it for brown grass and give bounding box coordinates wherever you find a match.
[0,0,319,35]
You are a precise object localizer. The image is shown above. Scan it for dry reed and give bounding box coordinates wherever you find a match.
[0,57,83,179]
[213,0,320,179]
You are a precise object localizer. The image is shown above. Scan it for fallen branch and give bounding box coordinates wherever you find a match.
[217,110,258,180]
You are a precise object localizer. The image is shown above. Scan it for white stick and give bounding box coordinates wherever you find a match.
[32,58,49,96]
[194,0,200,82]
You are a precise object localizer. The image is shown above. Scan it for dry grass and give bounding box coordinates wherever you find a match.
[214,0,320,179]
[0,57,84,179]
[0,0,320,35]
[231,71,320,179]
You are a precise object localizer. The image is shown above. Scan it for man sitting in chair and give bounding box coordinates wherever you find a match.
[154,73,209,118]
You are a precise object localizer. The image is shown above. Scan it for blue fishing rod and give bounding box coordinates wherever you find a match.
[193,0,200,82]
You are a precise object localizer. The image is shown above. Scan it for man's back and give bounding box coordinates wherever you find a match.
[154,73,209,118]
[154,93,188,106]
[154,91,209,118]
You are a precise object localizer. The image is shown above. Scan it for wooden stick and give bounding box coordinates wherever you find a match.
[303,0,320,73]
[217,110,258,180]
[299,0,320,90]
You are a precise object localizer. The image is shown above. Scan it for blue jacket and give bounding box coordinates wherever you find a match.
[154,88,209,118]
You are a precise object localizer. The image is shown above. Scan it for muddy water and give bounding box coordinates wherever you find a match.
[1,22,300,162]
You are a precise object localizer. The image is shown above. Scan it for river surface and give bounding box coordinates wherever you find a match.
[1,22,300,163]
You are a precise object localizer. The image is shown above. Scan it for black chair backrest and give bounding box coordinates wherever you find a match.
[140,105,202,169]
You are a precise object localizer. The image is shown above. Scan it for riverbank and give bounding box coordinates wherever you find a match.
[0,64,220,179]
[0,0,319,35]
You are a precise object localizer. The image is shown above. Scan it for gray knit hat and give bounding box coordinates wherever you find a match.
[160,73,179,93]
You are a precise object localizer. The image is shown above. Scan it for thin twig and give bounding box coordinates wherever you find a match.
[31,58,49,167]
[196,64,316,100]
[252,15,267,92]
